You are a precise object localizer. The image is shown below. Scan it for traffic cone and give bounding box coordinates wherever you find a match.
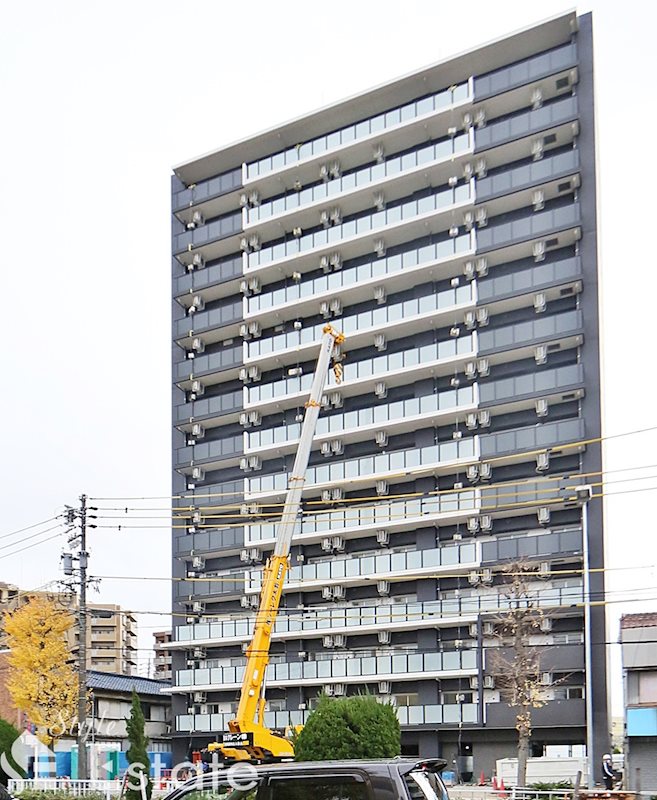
[499,778,507,798]
[492,776,498,791]
[478,771,486,786]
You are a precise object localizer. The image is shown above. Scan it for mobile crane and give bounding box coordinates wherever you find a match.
[205,324,345,764]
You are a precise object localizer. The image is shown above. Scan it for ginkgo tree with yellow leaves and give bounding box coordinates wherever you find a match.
[4,596,79,745]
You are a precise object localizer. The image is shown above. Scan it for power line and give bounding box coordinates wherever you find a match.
[0,528,66,561]
[0,516,59,541]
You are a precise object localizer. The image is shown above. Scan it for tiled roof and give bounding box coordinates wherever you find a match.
[620,613,657,629]
[86,670,170,697]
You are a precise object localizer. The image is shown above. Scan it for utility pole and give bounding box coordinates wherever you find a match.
[77,493,89,781]
[61,494,95,782]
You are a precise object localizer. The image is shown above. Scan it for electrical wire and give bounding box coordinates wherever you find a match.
[0,527,66,561]
[0,516,60,541]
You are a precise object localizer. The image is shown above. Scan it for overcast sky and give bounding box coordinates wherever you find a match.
[1,0,656,711]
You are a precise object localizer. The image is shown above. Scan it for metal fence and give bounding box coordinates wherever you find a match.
[8,778,180,799]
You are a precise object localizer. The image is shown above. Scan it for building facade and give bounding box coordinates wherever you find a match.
[621,613,657,791]
[169,11,608,775]
[154,630,173,681]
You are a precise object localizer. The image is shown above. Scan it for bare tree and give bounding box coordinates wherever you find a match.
[488,562,549,788]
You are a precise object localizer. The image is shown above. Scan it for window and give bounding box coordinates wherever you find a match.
[181,785,260,800]
[269,776,368,800]
[639,671,657,704]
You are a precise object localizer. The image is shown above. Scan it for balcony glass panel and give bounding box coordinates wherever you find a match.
[475,96,578,150]
[247,82,470,179]
[248,184,472,269]
[174,211,242,253]
[175,300,243,339]
[474,43,577,99]
[477,203,580,253]
[248,135,470,224]
[246,437,476,496]
[248,284,472,360]
[173,167,242,212]
[478,310,583,354]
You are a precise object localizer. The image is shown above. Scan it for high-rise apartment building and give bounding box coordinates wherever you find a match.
[169,11,608,773]
[154,630,173,681]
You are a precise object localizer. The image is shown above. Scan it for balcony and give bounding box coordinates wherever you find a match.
[478,202,580,254]
[480,417,585,462]
[174,527,245,558]
[173,211,242,256]
[177,702,478,734]
[479,309,583,355]
[245,283,473,364]
[173,166,242,214]
[479,256,582,305]
[172,648,478,692]
[174,345,243,383]
[245,385,476,457]
[245,133,473,238]
[485,698,584,728]
[245,540,479,594]
[174,254,243,300]
[246,335,475,413]
[477,149,579,204]
[244,184,473,280]
[245,82,471,183]
[246,490,478,548]
[245,232,473,323]
[170,581,584,648]
[180,480,244,508]
[246,437,477,498]
[174,434,243,470]
[175,575,245,601]
[174,390,243,428]
[480,526,582,564]
[479,363,584,407]
[475,96,578,153]
[174,298,243,342]
[474,43,578,100]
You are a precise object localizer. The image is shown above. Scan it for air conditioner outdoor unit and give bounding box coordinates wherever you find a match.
[374,382,388,399]
[376,481,389,496]
[463,211,475,231]
[533,241,546,262]
[378,681,391,694]
[532,140,544,161]
[475,109,487,129]
[534,292,547,313]
[374,285,387,305]
[462,112,473,130]
[538,561,551,579]
[378,630,391,645]
[476,257,489,277]
[465,413,478,431]
[479,463,492,481]
[481,514,493,531]
[477,307,490,327]
[374,334,387,353]
[320,210,330,229]
[468,570,480,585]
[319,164,330,182]
[463,163,474,181]
[190,380,205,397]
[465,362,477,380]
[331,439,344,455]
[248,456,262,471]
[376,529,390,546]
[320,255,331,274]
[193,648,206,661]
[191,423,205,439]
[333,634,347,648]
[332,586,346,600]
[192,556,205,570]
[481,568,493,585]
[186,211,204,230]
[240,596,250,608]
[248,411,262,426]
[321,490,332,503]
[191,337,205,355]
[191,467,205,482]
[373,144,385,163]
[477,358,490,377]
[467,517,480,533]
[464,311,477,331]
[330,252,342,270]
[240,549,250,562]
[330,391,343,408]
[323,684,334,696]
[190,295,205,314]
[532,190,545,212]
[531,88,544,110]
[248,235,261,251]
[321,537,333,552]
[319,301,330,319]
[476,208,488,227]
[190,253,205,270]
[332,536,345,552]
[375,430,388,447]
[536,398,549,418]
[248,322,262,338]
[377,581,390,596]
[482,621,495,636]
[322,587,333,601]
[248,277,261,294]
[321,441,332,457]
[540,617,552,632]
[536,452,550,472]
[373,192,386,212]
[329,161,341,179]
[466,465,479,483]
[483,675,495,689]
[248,366,261,382]
[469,676,479,689]
[537,507,551,525]
[469,623,479,637]
[475,158,487,179]
[541,672,552,686]
[463,261,476,280]
[322,635,334,648]
[333,684,346,696]
[534,345,548,365]
[192,601,205,614]
[329,207,342,226]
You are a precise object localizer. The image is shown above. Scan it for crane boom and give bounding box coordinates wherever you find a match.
[209,325,344,763]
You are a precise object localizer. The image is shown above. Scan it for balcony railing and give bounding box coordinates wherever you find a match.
[246,82,470,180]
[174,527,245,557]
[246,233,472,316]
[246,335,474,406]
[475,96,578,151]
[174,299,243,339]
[477,150,579,203]
[247,133,471,224]
[477,202,580,253]
[175,434,243,468]
[481,417,585,458]
[246,386,475,453]
[174,211,242,254]
[176,702,478,733]
[247,183,472,270]
[246,490,478,545]
[478,309,583,353]
[174,346,243,382]
[173,167,242,213]
[174,390,243,426]
[246,540,478,593]
[246,283,473,360]
[174,254,243,297]
[478,256,582,304]
[479,363,584,406]
[174,649,478,690]
[172,581,584,645]
[246,437,476,496]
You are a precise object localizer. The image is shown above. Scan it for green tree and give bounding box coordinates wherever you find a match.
[0,718,25,785]
[125,690,152,800]
[294,695,400,761]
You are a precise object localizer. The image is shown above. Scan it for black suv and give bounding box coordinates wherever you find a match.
[165,758,449,800]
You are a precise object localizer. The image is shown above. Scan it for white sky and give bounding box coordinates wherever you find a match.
[1,0,656,714]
